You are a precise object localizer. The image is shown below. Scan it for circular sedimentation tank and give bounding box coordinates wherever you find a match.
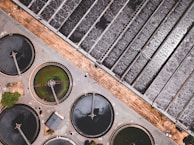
[33,62,72,105]
[0,104,40,145]
[0,34,35,75]
[111,124,154,145]
[71,93,114,138]
[44,136,77,145]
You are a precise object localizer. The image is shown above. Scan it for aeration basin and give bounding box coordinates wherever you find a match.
[33,62,72,105]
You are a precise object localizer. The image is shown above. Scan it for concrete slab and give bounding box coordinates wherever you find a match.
[0,9,177,145]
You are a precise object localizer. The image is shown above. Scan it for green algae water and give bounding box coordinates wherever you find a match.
[33,63,72,104]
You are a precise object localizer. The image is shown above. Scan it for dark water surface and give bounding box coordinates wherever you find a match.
[71,93,114,138]
[0,104,40,145]
[112,126,154,145]
[0,34,35,75]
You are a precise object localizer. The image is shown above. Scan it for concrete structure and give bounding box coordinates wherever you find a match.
[0,9,177,145]
[45,112,64,131]
[12,0,194,137]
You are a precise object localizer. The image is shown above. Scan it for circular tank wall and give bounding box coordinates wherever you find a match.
[0,104,40,145]
[110,124,155,145]
[44,136,77,145]
[71,93,114,138]
[0,34,35,75]
[32,62,73,105]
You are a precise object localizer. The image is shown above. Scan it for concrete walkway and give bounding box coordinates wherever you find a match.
[0,9,178,145]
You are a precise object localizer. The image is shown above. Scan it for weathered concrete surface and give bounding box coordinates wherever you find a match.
[0,1,188,145]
